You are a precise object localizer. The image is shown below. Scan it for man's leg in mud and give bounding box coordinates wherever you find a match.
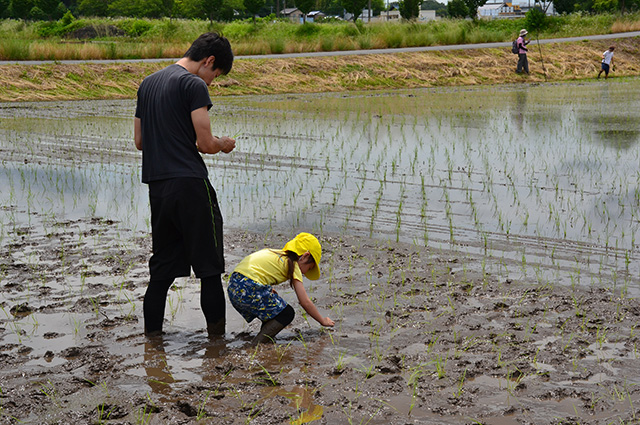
[144,279,174,335]
[201,274,226,336]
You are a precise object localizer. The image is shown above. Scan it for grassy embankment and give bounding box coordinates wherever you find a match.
[0,15,640,102]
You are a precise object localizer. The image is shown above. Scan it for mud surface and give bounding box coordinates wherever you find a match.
[2,211,640,424]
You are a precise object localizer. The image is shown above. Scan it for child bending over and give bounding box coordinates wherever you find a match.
[227,233,335,344]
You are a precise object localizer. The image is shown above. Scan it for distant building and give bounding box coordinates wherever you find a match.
[477,1,521,18]
[363,9,435,22]
[281,8,304,22]
[307,11,326,22]
[478,1,554,18]
[418,10,436,21]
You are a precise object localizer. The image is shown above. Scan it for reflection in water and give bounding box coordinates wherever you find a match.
[203,336,229,359]
[582,82,640,150]
[144,336,175,397]
[511,89,527,132]
[593,129,640,149]
[144,334,230,397]
[270,386,324,425]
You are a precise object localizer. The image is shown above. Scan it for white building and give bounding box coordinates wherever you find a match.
[365,9,436,22]
[478,1,555,18]
[477,1,520,18]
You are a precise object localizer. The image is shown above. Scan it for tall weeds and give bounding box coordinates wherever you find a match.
[0,12,639,60]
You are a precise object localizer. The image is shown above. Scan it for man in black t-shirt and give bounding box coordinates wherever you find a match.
[134,32,236,337]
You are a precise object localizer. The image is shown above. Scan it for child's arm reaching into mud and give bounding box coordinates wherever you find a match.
[292,279,335,327]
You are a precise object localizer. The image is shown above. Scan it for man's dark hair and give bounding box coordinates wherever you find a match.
[184,32,234,75]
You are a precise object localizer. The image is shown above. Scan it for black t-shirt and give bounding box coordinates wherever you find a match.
[135,64,213,183]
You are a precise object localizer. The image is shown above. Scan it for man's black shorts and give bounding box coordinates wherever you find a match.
[148,177,224,280]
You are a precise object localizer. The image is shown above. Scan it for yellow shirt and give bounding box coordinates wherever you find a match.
[233,249,302,286]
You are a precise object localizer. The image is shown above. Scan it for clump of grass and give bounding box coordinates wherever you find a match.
[0,39,32,60]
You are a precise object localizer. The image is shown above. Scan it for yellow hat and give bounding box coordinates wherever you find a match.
[283,233,321,280]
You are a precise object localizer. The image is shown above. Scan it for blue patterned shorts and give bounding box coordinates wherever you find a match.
[227,272,288,323]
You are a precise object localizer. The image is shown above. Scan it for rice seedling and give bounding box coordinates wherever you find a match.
[406,363,424,415]
[429,353,448,380]
[95,403,115,424]
[39,380,62,408]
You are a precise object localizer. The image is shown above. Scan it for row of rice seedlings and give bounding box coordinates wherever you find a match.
[208,86,640,295]
[2,85,640,378]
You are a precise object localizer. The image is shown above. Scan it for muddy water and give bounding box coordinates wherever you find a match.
[2,81,640,424]
[3,81,640,294]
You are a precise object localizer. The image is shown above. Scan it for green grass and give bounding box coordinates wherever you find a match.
[0,12,639,60]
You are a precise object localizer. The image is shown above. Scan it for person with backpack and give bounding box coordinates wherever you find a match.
[515,29,530,75]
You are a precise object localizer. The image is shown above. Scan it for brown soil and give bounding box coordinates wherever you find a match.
[2,209,640,424]
[0,37,639,102]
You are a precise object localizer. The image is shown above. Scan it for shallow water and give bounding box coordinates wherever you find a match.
[2,80,640,295]
[3,81,640,424]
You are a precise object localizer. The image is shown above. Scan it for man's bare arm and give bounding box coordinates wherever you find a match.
[191,107,235,154]
[134,117,143,151]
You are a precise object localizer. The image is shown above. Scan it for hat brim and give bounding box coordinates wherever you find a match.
[306,265,320,280]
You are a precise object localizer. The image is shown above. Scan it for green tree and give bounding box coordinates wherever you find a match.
[77,0,109,15]
[626,0,640,10]
[447,0,468,17]
[244,0,264,20]
[370,0,384,13]
[10,0,35,18]
[202,0,224,21]
[37,0,65,18]
[422,0,447,16]
[552,0,574,13]
[174,0,201,17]
[108,0,165,16]
[463,0,485,18]
[592,0,618,11]
[0,0,11,17]
[161,0,175,16]
[55,1,68,17]
[296,0,315,21]
[317,0,342,15]
[573,0,594,11]
[341,0,367,20]
[524,6,546,32]
[399,0,420,19]
[29,5,47,18]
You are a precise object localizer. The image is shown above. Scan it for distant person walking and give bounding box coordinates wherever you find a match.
[516,29,530,75]
[134,32,236,337]
[597,46,615,79]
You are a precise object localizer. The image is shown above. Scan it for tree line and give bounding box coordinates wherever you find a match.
[1,0,638,25]
[0,0,411,21]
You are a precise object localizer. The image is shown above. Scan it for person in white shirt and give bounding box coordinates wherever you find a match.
[597,46,615,79]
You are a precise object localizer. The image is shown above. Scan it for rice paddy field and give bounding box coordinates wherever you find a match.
[2,78,640,424]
